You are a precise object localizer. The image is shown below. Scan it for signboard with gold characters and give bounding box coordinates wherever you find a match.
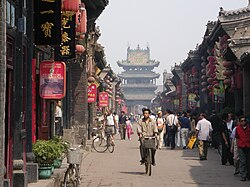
[127,51,149,64]
[54,11,76,61]
[34,0,61,45]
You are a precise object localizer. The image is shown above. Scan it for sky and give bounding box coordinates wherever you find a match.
[96,0,248,85]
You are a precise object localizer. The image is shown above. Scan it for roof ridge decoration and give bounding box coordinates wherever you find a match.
[218,4,250,21]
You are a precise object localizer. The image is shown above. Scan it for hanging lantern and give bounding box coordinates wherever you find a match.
[88,76,95,83]
[201,82,207,86]
[201,62,207,67]
[194,90,199,94]
[222,61,233,68]
[75,45,85,54]
[223,69,234,77]
[207,85,213,90]
[201,75,207,80]
[201,69,206,75]
[192,66,197,74]
[207,78,214,84]
[62,0,81,12]
[201,88,207,92]
[224,78,231,85]
[208,92,213,98]
[213,83,220,89]
[76,5,87,34]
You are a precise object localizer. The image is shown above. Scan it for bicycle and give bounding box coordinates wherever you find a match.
[142,136,156,176]
[63,146,83,187]
[92,127,115,153]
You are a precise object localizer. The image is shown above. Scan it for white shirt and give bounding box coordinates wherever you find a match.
[106,115,115,126]
[55,106,62,118]
[166,114,178,126]
[196,118,213,141]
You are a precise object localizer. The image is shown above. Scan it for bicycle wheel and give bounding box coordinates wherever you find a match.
[92,137,108,153]
[63,165,79,187]
[107,137,115,153]
[147,149,152,176]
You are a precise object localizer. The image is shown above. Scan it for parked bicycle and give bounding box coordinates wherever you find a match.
[142,136,156,176]
[92,127,115,153]
[63,145,83,187]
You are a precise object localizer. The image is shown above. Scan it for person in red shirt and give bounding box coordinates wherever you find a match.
[235,116,250,181]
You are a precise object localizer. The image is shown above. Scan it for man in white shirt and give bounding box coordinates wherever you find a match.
[55,100,63,136]
[105,110,115,144]
[166,110,179,150]
[195,113,213,160]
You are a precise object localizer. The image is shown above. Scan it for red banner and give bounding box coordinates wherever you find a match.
[88,84,97,103]
[99,92,109,107]
[39,61,66,99]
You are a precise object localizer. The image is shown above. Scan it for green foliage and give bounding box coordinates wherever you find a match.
[33,137,69,166]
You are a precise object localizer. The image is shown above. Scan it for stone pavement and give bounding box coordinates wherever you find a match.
[79,133,250,187]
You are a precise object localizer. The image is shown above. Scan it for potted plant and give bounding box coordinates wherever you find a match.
[51,136,69,168]
[33,139,61,179]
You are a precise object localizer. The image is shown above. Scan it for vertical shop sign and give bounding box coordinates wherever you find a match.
[99,92,109,107]
[34,0,61,45]
[54,12,76,61]
[88,84,97,103]
[39,61,66,99]
[188,93,197,109]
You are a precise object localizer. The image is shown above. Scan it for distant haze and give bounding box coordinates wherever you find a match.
[96,0,248,84]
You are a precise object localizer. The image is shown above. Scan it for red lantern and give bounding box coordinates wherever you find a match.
[76,45,85,54]
[201,82,207,86]
[224,78,231,85]
[62,0,81,12]
[201,75,207,80]
[201,62,207,68]
[223,69,234,77]
[207,85,213,90]
[208,92,213,98]
[76,5,87,34]
[207,78,214,84]
[223,61,233,68]
[201,69,206,75]
[201,88,207,92]
[192,67,197,74]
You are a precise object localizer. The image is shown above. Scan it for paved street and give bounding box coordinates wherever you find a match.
[80,133,249,187]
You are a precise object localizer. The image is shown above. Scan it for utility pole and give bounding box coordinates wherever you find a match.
[0,0,6,186]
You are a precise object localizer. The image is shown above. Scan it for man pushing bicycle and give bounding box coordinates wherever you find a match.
[137,108,158,166]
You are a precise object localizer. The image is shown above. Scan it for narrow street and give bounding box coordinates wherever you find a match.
[79,133,249,187]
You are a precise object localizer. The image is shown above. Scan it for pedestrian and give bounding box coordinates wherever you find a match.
[54,100,63,136]
[195,113,213,160]
[178,112,191,149]
[126,116,132,140]
[175,112,181,148]
[105,110,116,145]
[235,115,250,181]
[208,110,222,149]
[113,112,119,134]
[220,113,234,165]
[119,111,127,140]
[156,111,166,149]
[166,110,179,150]
[230,124,240,176]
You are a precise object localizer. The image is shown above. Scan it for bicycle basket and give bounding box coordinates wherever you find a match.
[143,138,156,149]
[67,149,83,165]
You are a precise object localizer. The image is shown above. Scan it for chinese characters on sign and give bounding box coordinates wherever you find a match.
[34,0,61,45]
[39,61,66,99]
[54,11,76,61]
[99,92,109,107]
[88,84,97,103]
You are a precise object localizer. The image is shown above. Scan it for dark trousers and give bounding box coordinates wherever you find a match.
[55,117,62,136]
[238,147,250,179]
[139,142,156,164]
[222,142,234,165]
[167,126,176,149]
[120,124,126,140]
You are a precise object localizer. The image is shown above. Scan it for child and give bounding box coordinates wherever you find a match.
[126,117,132,140]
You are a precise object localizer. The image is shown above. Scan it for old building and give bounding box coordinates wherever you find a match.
[117,46,160,114]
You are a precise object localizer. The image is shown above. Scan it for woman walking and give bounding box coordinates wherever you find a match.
[126,117,132,140]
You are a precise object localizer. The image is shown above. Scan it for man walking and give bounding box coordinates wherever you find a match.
[195,113,213,160]
[178,112,191,149]
[166,110,179,150]
[235,116,250,181]
[119,111,127,140]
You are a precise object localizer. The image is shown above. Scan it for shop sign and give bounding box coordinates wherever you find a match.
[99,92,109,107]
[188,93,197,109]
[39,61,66,99]
[34,0,61,45]
[213,82,225,103]
[88,84,97,103]
[54,11,76,61]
